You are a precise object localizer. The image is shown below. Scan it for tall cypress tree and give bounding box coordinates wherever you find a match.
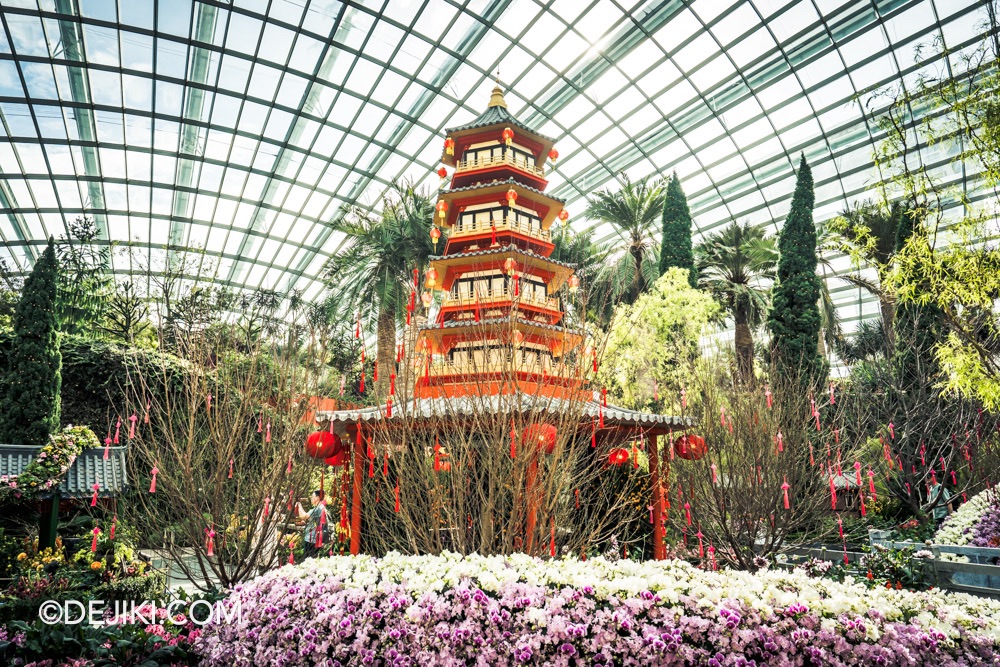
[659,173,697,288]
[0,239,62,445]
[767,155,827,385]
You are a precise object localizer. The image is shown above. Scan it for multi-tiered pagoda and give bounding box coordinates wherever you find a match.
[316,86,687,558]
[417,85,583,401]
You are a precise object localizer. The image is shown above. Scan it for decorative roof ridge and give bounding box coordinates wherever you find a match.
[428,243,576,269]
[441,177,565,204]
[445,96,556,144]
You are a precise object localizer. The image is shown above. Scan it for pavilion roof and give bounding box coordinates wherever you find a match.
[0,445,128,499]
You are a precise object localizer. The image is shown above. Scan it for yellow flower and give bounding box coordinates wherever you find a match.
[16,552,26,561]
[90,561,103,571]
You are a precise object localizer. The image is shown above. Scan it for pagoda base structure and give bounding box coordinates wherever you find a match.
[316,392,689,559]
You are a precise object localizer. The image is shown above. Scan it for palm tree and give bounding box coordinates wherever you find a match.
[323,181,436,398]
[550,225,610,324]
[584,174,667,312]
[695,221,777,383]
[824,200,905,347]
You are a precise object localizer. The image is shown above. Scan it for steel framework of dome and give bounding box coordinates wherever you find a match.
[0,0,995,338]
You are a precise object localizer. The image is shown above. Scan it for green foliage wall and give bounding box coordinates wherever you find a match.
[767,156,828,386]
[0,240,62,445]
[659,174,697,288]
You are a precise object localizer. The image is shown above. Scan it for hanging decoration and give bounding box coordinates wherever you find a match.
[501,127,514,146]
[673,434,706,460]
[425,267,439,288]
[548,148,558,163]
[568,274,580,292]
[608,448,629,466]
[149,467,158,494]
[90,483,99,507]
[128,414,138,440]
[102,437,111,461]
[436,166,448,181]
[505,187,518,206]
[523,423,557,455]
[558,209,569,225]
[444,137,455,155]
[781,477,791,509]
[306,430,340,459]
[436,200,448,220]
[91,526,100,552]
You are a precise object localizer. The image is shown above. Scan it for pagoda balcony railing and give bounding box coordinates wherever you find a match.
[450,216,551,244]
[455,152,545,177]
[442,286,559,311]
[428,357,577,379]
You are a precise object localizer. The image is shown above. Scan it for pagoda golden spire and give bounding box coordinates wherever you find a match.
[488,84,507,109]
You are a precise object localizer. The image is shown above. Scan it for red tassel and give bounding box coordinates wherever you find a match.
[356,426,362,446]
[574,488,580,508]
[317,506,326,547]
[837,515,844,538]
[389,373,396,396]
[843,542,849,565]
[829,383,836,404]
[591,419,596,448]
[206,393,212,411]
[490,223,497,245]
[287,458,293,474]
[474,295,481,322]
[711,463,718,485]
[854,461,862,486]
[288,549,295,565]
[775,430,783,453]
[144,399,150,424]
[114,417,121,444]
[815,413,821,431]
[868,470,877,500]
[765,386,772,408]
[368,455,374,477]
[383,453,389,476]
[266,422,272,443]
[684,502,691,526]
[91,527,100,552]
[206,529,215,557]
[103,437,111,460]
[262,497,270,521]
[110,514,117,540]
[355,317,360,339]
[809,444,815,466]
[128,414,137,439]
[513,274,519,297]
[859,491,866,517]
[829,474,837,509]
[888,422,895,440]
[697,527,704,558]
[360,372,365,393]
[386,397,393,418]
[374,361,379,382]
[228,459,234,479]
[834,428,840,444]
[394,479,401,513]
[782,477,790,509]
[149,467,158,494]
[592,349,598,373]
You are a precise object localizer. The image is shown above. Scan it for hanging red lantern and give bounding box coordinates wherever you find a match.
[568,275,580,292]
[421,291,433,308]
[430,226,441,248]
[436,200,448,220]
[324,450,348,467]
[608,448,630,466]
[506,187,518,206]
[305,430,340,459]
[436,166,447,180]
[425,267,439,287]
[444,137,455,155]
[558,209,570,225]
[501,127,514,146]
[674,434,707,460]
[503,257,517,275]
[522,423,557,454]
[548,148,559,163]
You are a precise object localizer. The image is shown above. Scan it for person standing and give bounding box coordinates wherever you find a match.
[928,481,953,528]
[295,489,329,558]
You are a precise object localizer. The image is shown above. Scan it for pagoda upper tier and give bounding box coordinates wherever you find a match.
[416,86,582,400]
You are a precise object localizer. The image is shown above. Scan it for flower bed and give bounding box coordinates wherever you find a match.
[935,488,999,546]
[195,553,1000,666]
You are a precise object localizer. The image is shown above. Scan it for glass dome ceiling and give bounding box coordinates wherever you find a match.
[0,0,993,333]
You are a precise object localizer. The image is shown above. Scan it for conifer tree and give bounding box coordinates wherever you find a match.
[767,156,827,385]
[659,173,697,287]
[0,239,62,445]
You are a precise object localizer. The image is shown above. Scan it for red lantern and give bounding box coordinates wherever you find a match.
[506,187,517,206]
[324,450,348,467]
[436,200,448,219]
[425,267,439,287]
[558,209,570,225]
[430,226,441,247]
[608,448,630,466]
[512,330,524,347]
[503,257,517,275]
[674,434,706,460]
[568,275,580,292]
[523,423,557,455]
[421,291,433,308]
[548,148,559,163]
[436,166,447,180]
[444,137,455,155]
[501,127,514,146]
[306,430,340,459]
